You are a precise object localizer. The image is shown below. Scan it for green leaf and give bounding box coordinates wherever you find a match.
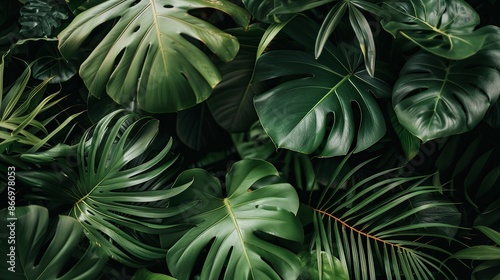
[65,0,106,15]
[241,0,295,23]
[315,1,347,58]
[454,246,500,260]
[407,194,461,239]
[392,28,500,142]
[18,110,191,267]
[254,16,391,157]
[476,226,500,246]
[1,48,78,154]
[165,159,303,280]
[381,0,495,59]
[207,26,266,133]
[0,205,107,280]
[310,157,458,279]
[298,251,349,280]
[388,104,420,161]
[176,102,229,151]
[58,0,250,113]
[231,121,276,160]
[19,0,69,38]
[485,98,500,129]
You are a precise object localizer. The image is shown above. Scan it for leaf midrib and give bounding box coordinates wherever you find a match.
[280,74,352,144]
[224,197,254,279]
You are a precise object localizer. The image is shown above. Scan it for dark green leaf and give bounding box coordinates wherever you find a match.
[0,205,107,280]
[408,194,461,238]
[392,28,500,141]
[19,0,68,38]
[388,104,421,161]
[176,102,229,151]
[241,0,295,23]
[207,26,266,133]
[132,268,176,280]
[254,16,391,157]
[382,0,495,59]
[231,121,276,160]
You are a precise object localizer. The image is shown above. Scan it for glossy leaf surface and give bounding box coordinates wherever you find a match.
[392,29,500,141]
[254,16,391,157]
[58,0,250,113]
[382,0,495,59]
[165,159,303,280]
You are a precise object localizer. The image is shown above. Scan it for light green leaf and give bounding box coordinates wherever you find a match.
[454,246,500,260]
[0,205,107,280]
[392,28,500,142]
[298,251,349,280]
[381,0,495,59]
[58,0,250,113]
[165,159,303,280]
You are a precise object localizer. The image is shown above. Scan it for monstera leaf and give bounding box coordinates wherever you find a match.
[58,0,250,113]
[165,159,303,280]
[381,0,496,59]
[207,25,266,133]
[254,16,392,157]
[0,205,107,280]
[18,110,192,267]
[392,29,500,142]
[18,0,68,38]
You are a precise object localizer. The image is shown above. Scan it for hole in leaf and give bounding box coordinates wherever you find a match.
[164,4,173,8]
[133,26,140,33]
[130,0,141,7]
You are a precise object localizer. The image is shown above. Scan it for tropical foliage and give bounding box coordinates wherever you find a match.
[1,0,500,279]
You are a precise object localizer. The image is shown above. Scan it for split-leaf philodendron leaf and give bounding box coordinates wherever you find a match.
[393,27,500,141]
[382,0,495,60]
[58,0,250,113]
[254,16,392,157]
[0,205,107,280]
[165,159,303,280]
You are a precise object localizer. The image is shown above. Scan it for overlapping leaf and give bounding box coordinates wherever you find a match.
[392,28,500,141]
[382,0,496,59]
[19,0,68,38]
[310,157,459,279]
[0,205,107,280]
[254,16,392,157]
[19,110,192,267]
[58,0,250,113]
[207,26,266,133]
[1,43,81,155]
[165,159,303,280]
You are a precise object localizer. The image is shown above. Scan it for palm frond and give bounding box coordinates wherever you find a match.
[310,156,460,279]
[19,110,192,267]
